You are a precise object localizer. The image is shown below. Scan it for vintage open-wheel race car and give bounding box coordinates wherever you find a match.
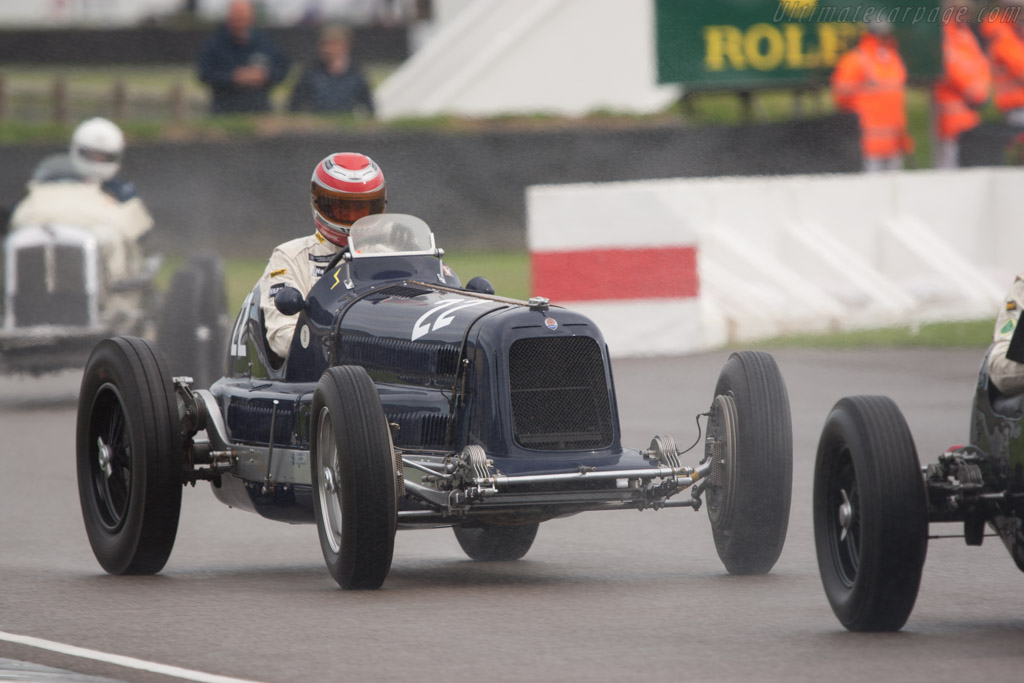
[1,156,227,386]
[76,213,794,589]
[814,337,1024,631]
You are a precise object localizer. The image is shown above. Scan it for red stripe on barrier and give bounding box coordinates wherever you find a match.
[531,246,699,302]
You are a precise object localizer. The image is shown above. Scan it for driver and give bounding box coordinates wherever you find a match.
[989,274,1024,394]
[6,117,154,283]
[8,117,153,243]
[258,152,386,359]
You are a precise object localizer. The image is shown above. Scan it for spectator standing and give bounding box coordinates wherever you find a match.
[934,1,991,168]
[289,24,376,116]
[198,0,290,114]
[981,0,1024,126]
[831,17,913,171]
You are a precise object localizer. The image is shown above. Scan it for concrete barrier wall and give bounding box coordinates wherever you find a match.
[529,184,704,355]
[0,26,408,64]
[960,122,1024,168]
[0,115,861,259]
[528,169,1024,357]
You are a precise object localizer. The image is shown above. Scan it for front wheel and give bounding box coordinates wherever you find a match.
[813,395,928,632]
[453,523,539,561]
[705,351,793,575]
[311,366,398,590]
[76,336,182,575]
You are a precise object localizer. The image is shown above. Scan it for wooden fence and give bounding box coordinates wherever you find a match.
[0,74,198,124]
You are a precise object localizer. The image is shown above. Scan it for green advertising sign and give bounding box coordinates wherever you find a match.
[656,0,944,89]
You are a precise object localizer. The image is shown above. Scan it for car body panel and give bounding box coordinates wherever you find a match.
[210,214,673,527]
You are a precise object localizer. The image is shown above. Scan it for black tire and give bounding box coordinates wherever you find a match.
[157,255,227,389]
[311,366,398,589]
[813,395,928,632]
[76,336,182,575]
[453,523,539,561]
[705,351,793,575]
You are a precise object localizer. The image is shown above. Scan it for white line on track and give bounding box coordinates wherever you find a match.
[0,631,265,683]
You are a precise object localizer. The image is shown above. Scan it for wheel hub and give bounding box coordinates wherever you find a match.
[97,437,113,479]
[322,466,337,494]
[838,488,853,541]
[705,393,738,526]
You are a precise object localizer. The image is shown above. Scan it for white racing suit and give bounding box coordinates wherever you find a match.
[988,274,1024,395]
[9,180,154,281]
[258,231,342,358]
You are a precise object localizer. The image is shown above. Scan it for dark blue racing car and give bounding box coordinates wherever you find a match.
[76,214,793,589]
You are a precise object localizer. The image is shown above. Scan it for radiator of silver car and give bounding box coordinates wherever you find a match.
[3,225,99,329]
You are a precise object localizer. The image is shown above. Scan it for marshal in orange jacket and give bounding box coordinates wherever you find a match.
[934,20,991,141]
[831,33,913,160]
[981,10,1024,113]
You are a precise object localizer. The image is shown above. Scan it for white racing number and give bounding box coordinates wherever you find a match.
[229,290,256,357]
[412,299,484,341]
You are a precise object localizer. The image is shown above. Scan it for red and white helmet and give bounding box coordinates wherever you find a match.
[310,152,386,246]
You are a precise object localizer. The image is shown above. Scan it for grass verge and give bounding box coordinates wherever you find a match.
[744,319,993,349]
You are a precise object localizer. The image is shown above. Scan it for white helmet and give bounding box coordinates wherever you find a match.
[70,117,124,182]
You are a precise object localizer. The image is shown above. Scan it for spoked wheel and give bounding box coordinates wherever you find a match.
[453,523,539,561]
[822,448,861,591]
[705,351,793,575]
[311,366,398,590]
[814,395,928,632]
[76,336,182,575]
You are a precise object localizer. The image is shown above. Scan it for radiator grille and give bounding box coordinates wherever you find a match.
[13,244,91,326]
[509,336,613,451]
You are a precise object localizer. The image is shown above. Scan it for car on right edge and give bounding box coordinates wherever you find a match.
[813,336,1024,631]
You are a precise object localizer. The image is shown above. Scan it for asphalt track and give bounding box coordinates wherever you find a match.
[1,348,1022,683]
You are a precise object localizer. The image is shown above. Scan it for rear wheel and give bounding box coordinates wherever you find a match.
[311,366,398,589]
[76,336,182,575]
[157,254,227,388]
[453,523,539,561]
[813,395,928,632]
[705,351,793,575]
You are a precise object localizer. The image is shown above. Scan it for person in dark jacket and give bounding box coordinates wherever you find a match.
[289,24,375,116]
[198,0,290,114]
